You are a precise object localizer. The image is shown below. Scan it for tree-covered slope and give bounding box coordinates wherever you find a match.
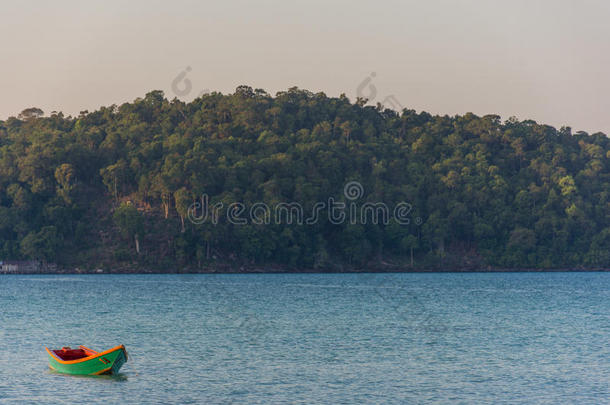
[0,87,608,270]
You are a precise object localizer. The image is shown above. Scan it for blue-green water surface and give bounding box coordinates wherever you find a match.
[0,273,608,404]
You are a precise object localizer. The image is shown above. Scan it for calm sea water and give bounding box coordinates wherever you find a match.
[0,273,608,404]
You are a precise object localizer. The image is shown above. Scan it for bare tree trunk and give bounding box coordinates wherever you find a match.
[135,234,140,254]
[162,195,169,219]
[113,176,118,203]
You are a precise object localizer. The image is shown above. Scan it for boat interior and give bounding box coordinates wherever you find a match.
[52,346,98,361]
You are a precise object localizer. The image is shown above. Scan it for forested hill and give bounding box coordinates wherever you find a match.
[1,87,609,272]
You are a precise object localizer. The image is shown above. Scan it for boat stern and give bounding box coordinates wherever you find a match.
[109,346,128,374]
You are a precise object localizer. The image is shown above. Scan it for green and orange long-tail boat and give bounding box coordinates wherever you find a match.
[46,345,128,375]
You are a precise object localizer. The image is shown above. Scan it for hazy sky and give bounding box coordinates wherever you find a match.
[1,0,609,133]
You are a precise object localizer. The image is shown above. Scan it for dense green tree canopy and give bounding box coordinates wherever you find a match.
[0,87,608,270]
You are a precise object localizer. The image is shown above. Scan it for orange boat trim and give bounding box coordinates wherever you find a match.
[45,345,126,365]
[78,345,99,355]
[92,366,113,375]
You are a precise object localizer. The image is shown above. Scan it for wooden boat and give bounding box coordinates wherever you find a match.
[46,345,128,375]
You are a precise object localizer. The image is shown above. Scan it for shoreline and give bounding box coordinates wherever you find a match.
[2,267,609,275]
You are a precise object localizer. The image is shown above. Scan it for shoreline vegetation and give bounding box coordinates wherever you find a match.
[1,87,609,272]
[2,267,609,275]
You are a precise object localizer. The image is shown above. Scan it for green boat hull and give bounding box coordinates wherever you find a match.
[47,346,128,375]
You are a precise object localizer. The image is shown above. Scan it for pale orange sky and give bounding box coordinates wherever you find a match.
[1,0,609,133]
